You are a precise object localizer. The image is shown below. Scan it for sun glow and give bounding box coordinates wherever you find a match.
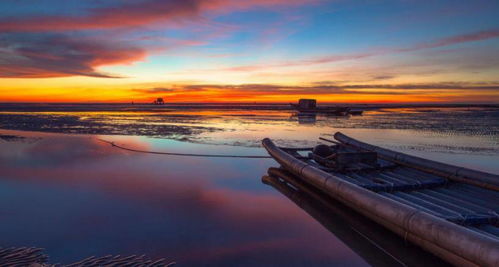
[1,1,498,103]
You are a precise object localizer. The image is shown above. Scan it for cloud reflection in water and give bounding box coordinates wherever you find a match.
[0,132,366,266]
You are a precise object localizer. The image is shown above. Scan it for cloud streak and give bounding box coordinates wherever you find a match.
[0,34,146,78]
[223,29,499,72]
[0,0,318,32]
[0,1,199,32]
[133,82,499,97]
[398,29,499,52]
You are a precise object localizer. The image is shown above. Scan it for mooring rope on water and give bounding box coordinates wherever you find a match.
[98,139,273,159]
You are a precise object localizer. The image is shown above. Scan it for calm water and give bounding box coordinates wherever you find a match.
[0,107,497,265]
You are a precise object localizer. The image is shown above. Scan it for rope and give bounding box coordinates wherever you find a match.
[98,139,272,159]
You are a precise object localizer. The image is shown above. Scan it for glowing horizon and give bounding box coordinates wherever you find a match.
[1,0,499,103]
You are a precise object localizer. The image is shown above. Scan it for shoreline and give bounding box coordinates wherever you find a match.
[0,103,497,112]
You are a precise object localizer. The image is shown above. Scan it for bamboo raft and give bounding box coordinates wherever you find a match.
[262,132,499,266]
[263,169,448,266]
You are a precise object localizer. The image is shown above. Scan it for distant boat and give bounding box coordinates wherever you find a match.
[262,132,499,266]
[290,99,350,115]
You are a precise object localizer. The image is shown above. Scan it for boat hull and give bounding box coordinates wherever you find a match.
[290,104,350,115]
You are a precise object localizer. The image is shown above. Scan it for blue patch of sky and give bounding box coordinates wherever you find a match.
[258,0,499,64]
[0,0,150,18]
[0,0,96,17]
[278,1,495,55]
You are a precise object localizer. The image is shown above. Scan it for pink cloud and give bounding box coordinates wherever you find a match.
[0,1,199,32]
[397,29,499,52]
[203,0,320,12]
[0,0,319,32]
[0,34,147,78]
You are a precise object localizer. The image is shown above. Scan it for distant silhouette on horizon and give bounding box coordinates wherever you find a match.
[153,98,165,105]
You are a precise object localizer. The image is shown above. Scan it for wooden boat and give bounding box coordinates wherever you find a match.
[262,132,499,266]
[290,99,350,115]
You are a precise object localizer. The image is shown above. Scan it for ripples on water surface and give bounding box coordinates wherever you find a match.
[0,106,497,265]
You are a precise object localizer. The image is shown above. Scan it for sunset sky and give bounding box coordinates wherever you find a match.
[1,0,498,103]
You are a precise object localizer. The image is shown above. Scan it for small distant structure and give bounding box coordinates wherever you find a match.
[290,98,350,115]
[297,99,317,109]
[153,98,165,105]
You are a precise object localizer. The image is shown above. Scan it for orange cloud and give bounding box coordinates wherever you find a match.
[130,82,499,103]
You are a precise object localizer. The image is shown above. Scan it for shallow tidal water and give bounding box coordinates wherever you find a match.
[0,107,497,265]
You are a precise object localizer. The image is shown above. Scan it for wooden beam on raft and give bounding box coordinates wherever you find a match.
[333,132,499,191]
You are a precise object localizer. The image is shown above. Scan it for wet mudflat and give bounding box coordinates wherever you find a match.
[0,106,497,265]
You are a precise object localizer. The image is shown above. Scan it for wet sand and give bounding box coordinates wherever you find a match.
[1,106,498,141]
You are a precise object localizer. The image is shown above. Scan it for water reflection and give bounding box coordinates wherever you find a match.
[0,131,368,266]
[294,114,317,125]
[262,168,449,267]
